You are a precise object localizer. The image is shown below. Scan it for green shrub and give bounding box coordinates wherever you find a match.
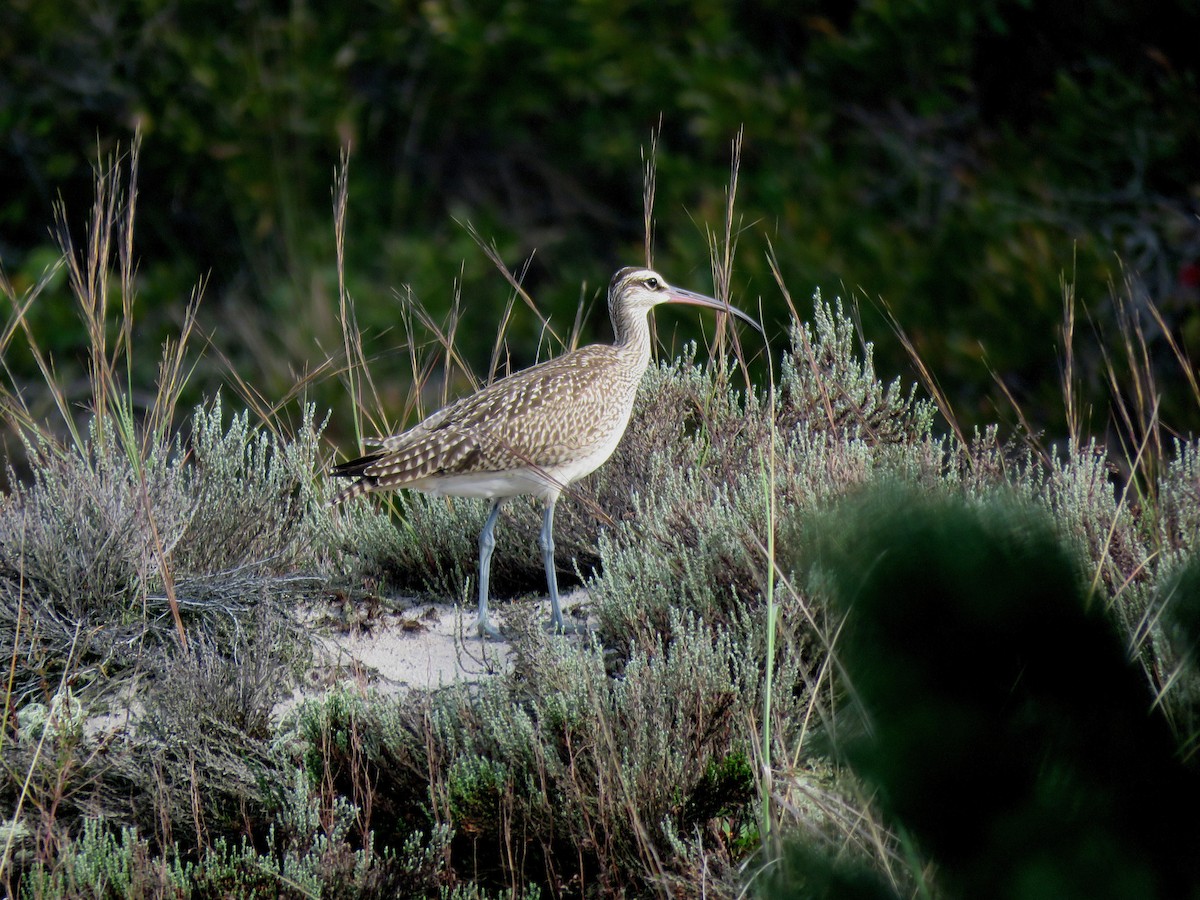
[807,486,1200,900]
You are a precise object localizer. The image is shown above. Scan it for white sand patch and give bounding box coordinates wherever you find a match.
[275,588,592,718]
[308,601,513,692]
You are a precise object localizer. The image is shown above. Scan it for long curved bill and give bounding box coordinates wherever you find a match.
[666,286,763,332]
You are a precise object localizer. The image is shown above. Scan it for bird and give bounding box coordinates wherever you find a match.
[330,267,759,638]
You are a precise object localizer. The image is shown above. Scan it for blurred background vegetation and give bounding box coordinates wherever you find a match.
[2,0,1198,443]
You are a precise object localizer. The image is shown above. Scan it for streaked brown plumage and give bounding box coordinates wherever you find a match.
[331,267,758,636]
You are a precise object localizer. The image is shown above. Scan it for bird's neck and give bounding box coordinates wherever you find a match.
[611,306,653,368]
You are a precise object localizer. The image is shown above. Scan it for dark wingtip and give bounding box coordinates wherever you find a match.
[330,451,387,478]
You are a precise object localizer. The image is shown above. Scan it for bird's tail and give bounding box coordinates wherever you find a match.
[329,480,375,507]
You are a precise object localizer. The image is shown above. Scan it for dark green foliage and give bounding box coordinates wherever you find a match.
[1163,555,1200,663]
[3,0,1198,435]
[681,751,756,833]
[813,487,1200,900]
[762,841,900,900]
[1156,553,1200,757]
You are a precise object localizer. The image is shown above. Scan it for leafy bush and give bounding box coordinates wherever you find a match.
[806,487,1200,900]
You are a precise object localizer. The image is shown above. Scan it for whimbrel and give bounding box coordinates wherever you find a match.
[331,267,758,637]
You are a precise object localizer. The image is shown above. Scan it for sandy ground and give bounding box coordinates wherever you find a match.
[284,588,592,708]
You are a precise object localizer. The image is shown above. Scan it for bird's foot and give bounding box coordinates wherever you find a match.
[476,617,503,641]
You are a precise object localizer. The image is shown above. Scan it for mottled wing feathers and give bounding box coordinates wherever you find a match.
[330,343,644,502]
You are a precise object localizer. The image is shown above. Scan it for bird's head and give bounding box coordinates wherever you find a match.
[607,267,760,330]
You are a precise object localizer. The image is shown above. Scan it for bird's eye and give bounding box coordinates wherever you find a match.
[645,276,660,290]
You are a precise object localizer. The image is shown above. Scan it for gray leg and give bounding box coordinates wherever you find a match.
[539,500,565,632]
[476,500,503,639]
